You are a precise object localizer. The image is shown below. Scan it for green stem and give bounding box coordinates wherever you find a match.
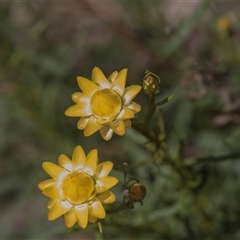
[131,119,158,144]
[106,204,128,214]
[131,93,158,144]
[144,94,156,126]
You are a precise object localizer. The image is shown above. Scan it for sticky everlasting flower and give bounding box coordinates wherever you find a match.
[38,145,118,229]
[65,67,142,141]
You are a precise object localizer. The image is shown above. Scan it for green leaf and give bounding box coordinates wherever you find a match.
[154,92,177,107]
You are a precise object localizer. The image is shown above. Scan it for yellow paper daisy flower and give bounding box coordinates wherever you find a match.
[38,145,118,229]
[65,67,142,141]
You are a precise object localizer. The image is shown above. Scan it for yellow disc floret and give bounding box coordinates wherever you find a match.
[62,171,95,205]
[90,89,122,120]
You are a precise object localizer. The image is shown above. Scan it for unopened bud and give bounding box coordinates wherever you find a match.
[128,183,147,203]
[216,16,234,36]
[143,70,160,95]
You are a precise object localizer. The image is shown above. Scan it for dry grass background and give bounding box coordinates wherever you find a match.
[1,1,240,239]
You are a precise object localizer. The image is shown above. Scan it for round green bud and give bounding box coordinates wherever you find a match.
[143,70,160,95]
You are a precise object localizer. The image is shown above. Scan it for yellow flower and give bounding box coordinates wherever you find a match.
[216,16,231,33]
[38,145,118,229]
[65,67,142,141]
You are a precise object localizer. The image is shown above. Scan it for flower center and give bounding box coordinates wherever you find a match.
[62,171,95,205]
[90,89,122,120]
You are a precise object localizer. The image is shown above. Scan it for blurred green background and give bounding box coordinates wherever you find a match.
[1,1,240,239]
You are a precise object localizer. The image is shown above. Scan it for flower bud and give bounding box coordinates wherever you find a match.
[143,70,160,95]
[216,16,234,37]
[128,183,147,202]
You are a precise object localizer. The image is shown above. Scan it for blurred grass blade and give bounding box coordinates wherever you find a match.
[159,0,210,59]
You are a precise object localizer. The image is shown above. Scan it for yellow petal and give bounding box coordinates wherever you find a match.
[84,117,102,136]
[65,103,91,117]
[38,179,55,191]
[89,198,106,219]
[42,162,68,181]
[48,200,71,221]
[124,119,131,128]
[100,125,113,141]
[77,117,89,130]
[117,107,134,120]
[127,101,141,113]
[47,199,56,209]
[84,149,98,176]
[97,176,119,191]
[71,92,89,104]
[108,71,118,82]
[42,184,63,200]
[88,214,97,223]
[98,190,116,204]
[72,145,86,170]
[111,68,127,95]
[77,77,99,97]
[96,185,108,193]
[64,209,77,228]
[95,161,113,178]
[92,67,110,88]
[74,204,88,229]
[122,85,142,105]
[109,120,125,136]
[58,154,73,172]
[96,118,111,125]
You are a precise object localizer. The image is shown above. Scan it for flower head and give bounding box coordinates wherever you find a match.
[38,145,118,229]
[143,70,160,95]
[216,16,231,33]
[65,67,142,141]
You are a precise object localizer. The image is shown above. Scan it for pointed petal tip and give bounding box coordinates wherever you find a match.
[84,120,101,136]
[100,126,113,141]
[90,199,106,219]
[95,161,113,178]
[64,107,74,117]
[93,66,99,70]
[98,191,117,204]
[77,76,99,96]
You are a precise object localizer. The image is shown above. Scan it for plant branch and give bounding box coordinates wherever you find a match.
[144,94,156,126]
[183,152,240,166]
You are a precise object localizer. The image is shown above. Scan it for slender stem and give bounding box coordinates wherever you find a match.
[144,94,156,126]
[131,94,158,145]
[157,109,165,134]
[131,119,158,144]
[106,204,128,214]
